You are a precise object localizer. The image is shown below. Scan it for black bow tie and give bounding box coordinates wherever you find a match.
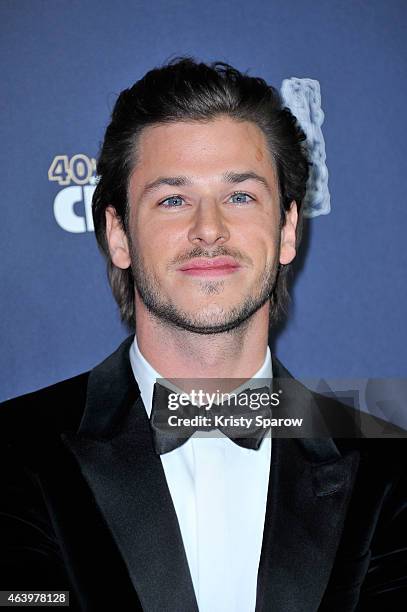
[150,381,273,455]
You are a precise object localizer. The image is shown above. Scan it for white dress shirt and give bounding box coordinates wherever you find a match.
[129,335,272,612]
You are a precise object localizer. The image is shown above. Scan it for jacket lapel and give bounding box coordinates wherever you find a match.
[61,336,198,612]
[255,357,360,612]
[61,336,360,612]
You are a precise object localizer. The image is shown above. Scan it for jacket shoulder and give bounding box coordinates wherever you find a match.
[273,356,406,471]
[0,372,90,443]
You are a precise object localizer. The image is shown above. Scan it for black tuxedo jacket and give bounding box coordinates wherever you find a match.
[0,336,406,611]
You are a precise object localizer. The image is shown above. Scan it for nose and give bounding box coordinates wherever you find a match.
[187,199,230,246]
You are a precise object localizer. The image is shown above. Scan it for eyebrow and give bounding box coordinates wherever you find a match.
[140,170,273,198]
[141,176,192,198]
[223,171,272,194]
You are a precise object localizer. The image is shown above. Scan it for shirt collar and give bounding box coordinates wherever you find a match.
[129,333,273,418]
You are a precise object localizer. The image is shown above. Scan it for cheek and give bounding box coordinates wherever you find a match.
[134,218,185,268]
[132,211,160,249]
[236,217,280,260]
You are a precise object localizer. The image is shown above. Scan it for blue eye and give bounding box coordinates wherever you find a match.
[159,196,184,208]
[229,192,253,204]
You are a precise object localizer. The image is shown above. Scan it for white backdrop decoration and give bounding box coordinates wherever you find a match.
[280,77,330,218]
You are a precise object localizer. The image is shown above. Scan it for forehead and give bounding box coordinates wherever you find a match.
[129,116,277,188]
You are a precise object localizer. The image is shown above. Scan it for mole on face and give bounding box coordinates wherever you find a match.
[255,147,263,161]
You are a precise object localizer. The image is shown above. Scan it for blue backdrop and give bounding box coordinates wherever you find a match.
[1,0,406,401]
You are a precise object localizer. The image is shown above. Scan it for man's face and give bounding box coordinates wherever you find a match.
[107,116,297,334]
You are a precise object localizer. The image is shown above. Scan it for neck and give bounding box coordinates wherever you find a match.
[134,302,270,381]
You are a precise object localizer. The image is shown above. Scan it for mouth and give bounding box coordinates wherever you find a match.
[178,256,242,277]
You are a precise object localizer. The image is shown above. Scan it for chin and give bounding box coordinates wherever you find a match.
[182,302,231,318]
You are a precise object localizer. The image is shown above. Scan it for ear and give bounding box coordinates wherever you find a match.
[105,206,131,269]
[279,201,298,265]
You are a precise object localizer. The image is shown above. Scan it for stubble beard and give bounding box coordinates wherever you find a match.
[129,245,280,335]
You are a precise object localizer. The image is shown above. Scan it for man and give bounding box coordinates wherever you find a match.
[0,59,406,611]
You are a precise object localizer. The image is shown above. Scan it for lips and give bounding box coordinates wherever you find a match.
[178,256,242,277]
[179,257,241,271]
